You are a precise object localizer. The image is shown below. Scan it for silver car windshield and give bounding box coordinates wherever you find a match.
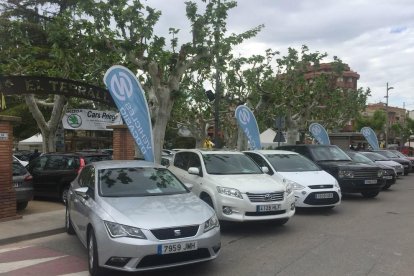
[98,167,188,197]
[265,154,320,172]
[202,154,263,175]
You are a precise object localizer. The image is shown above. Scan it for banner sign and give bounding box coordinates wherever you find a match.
[309,123,330,145]
[62,109,122,131]
[235,105,262,150]
[104,65,154,162]
[361,127,379,150]
[0,76,115,106]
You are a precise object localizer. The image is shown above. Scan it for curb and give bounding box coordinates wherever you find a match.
[0,227,66,246]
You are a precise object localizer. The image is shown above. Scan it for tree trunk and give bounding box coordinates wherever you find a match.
[286,128,299,145]
[25,94,67,153]
[236,125,248,150]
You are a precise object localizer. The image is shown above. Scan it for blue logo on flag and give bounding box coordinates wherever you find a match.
[361,127,379,150]
[104,65,154,162]
[235,106,261,150]
[309,123,330,145]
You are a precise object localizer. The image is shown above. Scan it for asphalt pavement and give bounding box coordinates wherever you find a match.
[0,200,65,246]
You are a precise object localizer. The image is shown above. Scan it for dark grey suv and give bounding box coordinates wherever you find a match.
[26,152,111,204]
[278,144,385,198]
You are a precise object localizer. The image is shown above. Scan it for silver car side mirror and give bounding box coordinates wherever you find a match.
[261,166,269,174]
[74,187,89,199]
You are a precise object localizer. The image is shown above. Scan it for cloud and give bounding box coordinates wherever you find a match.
[145,0,414,110]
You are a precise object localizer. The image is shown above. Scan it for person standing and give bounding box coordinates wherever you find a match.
[29,149,40,162]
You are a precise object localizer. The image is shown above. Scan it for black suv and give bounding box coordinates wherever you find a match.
[277,144,385,198]
[26,152,111,204]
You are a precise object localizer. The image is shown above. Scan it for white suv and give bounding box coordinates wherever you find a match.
[168,150,296,224]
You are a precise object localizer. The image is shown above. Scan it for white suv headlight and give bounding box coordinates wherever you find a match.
[104,221,147,239]
[217,186,243,199]
[282,179,295,195]
[204,214,219,232]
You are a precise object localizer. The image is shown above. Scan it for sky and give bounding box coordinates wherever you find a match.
[144,0,414,110]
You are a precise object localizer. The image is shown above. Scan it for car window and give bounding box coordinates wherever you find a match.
[377,151,399,158]
[98,167,188,197]
[310,146,351,161]
[12,162,27,176]
[83,155,112,164]
[265,154,320,172]
[173,152,190,170]
[244,153,273,175]
[78,166,95,189]
[202,153,263,175]
[347,152,374,164]
[29,156,47,172]
[363,152,388,161]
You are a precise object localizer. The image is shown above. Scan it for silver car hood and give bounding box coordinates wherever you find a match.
[98,193,214,229]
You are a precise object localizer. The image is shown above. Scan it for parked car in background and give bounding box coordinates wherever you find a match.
[168,149,296,224]
[13,155,28,167]
[277,145,385,198]
[66,160,220,275]
[356,151,404,177]
[345,151,397,190]
[388,150,414,172]
[13,160,33,210]
[26,152,112,204]
[371,150,411,175]
[244,150,341,209]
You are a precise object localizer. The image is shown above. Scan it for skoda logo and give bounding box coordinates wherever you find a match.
[174,229,181,237]
[110,71,133,101]
[264,194,271,201]
[67,114,82,128]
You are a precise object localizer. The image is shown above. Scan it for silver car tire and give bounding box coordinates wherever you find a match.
[88,230,104,276]
[61,186,69,205]
[65,206,75,235]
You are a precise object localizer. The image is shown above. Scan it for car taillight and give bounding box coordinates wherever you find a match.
[24,174,33,182]
[76,158,86,174]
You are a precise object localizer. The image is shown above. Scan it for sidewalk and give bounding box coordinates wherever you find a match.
[0,201,65,246]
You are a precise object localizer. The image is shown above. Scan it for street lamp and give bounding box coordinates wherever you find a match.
[384,82,394,148]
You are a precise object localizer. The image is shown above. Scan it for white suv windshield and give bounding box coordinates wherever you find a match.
[202,153,263,175]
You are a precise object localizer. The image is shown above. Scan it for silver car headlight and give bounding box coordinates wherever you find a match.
[104,221,147,239]
[204,214,219,233]
[217,186,243,199]
[338,170,354,178]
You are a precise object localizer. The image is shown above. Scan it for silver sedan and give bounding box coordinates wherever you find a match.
[65,160,221,275]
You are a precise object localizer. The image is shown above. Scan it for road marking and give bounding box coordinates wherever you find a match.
[60,272,89,276]
[0,256,66,273]
[0,246,32,254]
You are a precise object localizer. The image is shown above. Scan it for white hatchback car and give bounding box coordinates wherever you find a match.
[168,150,296,224]
[244,150,341,209]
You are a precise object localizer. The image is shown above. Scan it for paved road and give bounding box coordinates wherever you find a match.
[1,174,414,276]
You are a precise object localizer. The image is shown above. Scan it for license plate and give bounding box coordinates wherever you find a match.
[257,204,281,212]
[315,193,333,199]
[157,241,197,255]
[365,179,377,184]
[384,176,393,179]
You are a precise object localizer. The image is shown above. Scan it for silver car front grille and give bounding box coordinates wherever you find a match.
[151,225,199,240]
[246,192,284,202]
